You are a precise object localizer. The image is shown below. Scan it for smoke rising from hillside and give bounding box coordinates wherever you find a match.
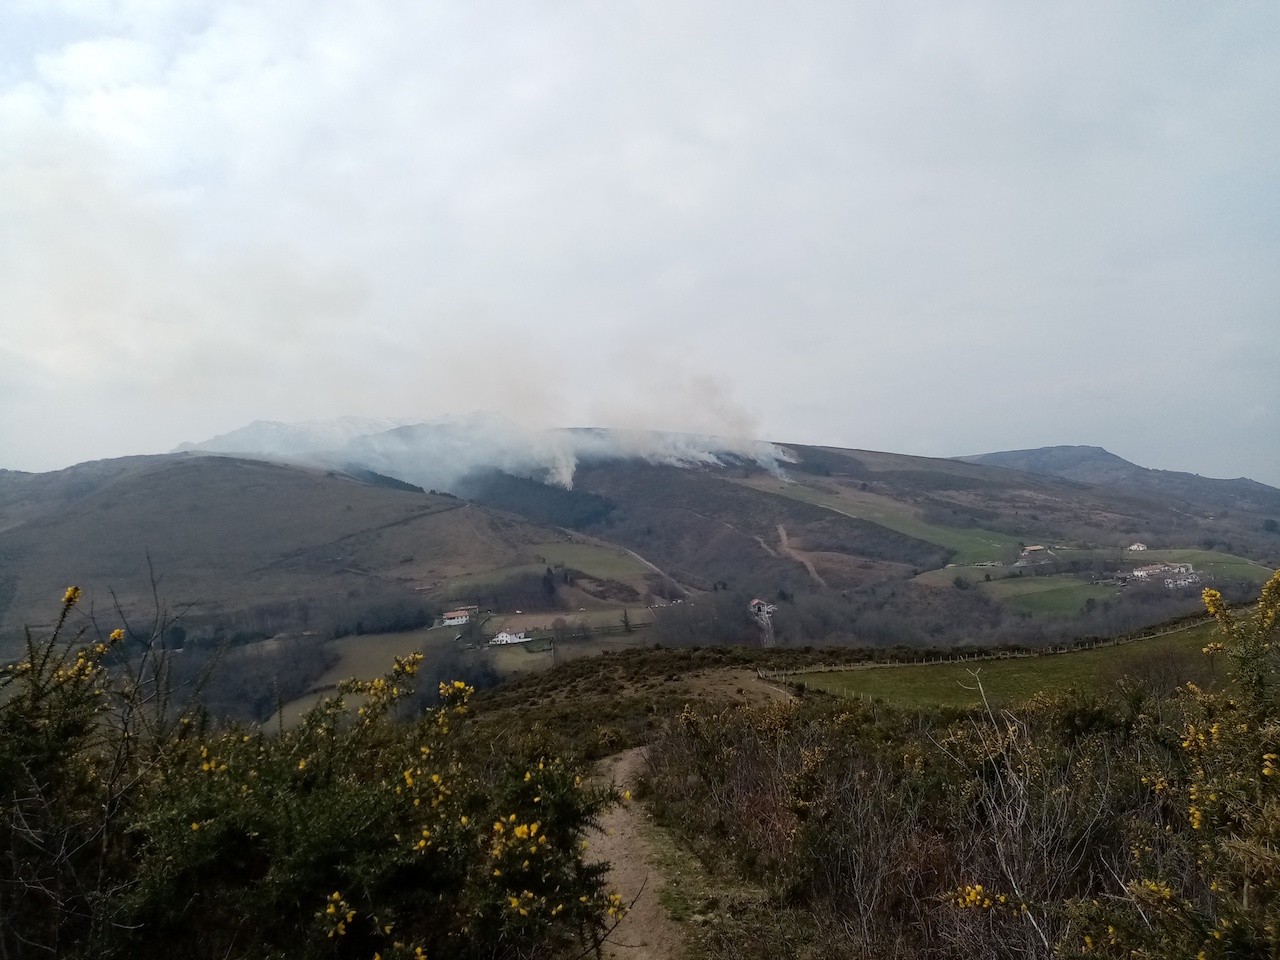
[179,414,795,492]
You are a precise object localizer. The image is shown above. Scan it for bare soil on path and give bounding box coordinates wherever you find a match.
[589,748,686,960]
[777,524,827,587]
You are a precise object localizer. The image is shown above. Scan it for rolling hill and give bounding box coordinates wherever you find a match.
[3,424,1277,661]
[963,445,1280,516]
[0,453,652,657]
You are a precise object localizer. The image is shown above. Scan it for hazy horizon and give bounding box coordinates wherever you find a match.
[4,413,1277,491]
[3,3,1277,484]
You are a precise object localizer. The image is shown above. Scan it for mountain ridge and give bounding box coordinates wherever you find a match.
[961,444,1280,514]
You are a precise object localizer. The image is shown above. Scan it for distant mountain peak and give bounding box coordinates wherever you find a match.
[960,445,1280,513]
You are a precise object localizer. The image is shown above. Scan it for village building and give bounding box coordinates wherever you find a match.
[1132,562,1193,581]
[441,605,478,626]
[489,630,531,645]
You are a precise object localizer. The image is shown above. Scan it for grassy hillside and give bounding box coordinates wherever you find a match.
[0,455,646,658]
[733,473,1026,564]
[7,436,1275,661]
[569,461,949,590]
[793,620,1218,708]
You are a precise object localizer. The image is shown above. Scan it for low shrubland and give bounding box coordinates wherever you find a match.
[0,590,618,959]
[646,573,1280,959]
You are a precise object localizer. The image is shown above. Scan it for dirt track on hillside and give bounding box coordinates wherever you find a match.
[777,524,827,587]
[590,749,685,960]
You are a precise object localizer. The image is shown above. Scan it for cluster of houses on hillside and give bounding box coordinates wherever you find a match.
[1012,544,1055,568]
[1123,562,1200,590]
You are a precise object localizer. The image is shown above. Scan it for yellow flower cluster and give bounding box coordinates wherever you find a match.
[1202,587,1228,623]
[1181,723,1217,752]
[605,892,626,920]
[490,814,550,863]
[951,884,1026,913]
[1134,878,1174,901]
[393,652,424,677]
[197,745,228,775]
[318,891,356,938]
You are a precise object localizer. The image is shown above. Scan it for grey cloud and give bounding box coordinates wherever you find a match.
[1,2,1278,485]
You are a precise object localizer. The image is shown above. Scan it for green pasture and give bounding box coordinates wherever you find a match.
[1002,583,1119,615]
[270,620,655,730]
[795,622,1220,709]
[918,568,1121,617]
[526,542,651,582]
[439,542,651,596]
[978,574,1119,616]
[740,477,1026,565]
[1141,549,1273,584]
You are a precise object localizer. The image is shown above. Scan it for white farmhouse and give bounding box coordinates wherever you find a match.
[1127,542,1148,551]
[489,631,531,646]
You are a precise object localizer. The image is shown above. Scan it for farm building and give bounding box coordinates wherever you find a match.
[1127,542,1148,551]
[749,598,777,616]
[441,608,474,626]
[1132,562,1193,580]
[488,631,531,646]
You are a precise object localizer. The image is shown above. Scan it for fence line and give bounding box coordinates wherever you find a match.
[755,615,1213,684]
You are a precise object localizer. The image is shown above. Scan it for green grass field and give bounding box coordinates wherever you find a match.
[736,476,1026,565]
[490,607,653,634]
[438,541,652,595]
[795,621,1221,709]
[976,574,1118,616]
[526,542,652,581]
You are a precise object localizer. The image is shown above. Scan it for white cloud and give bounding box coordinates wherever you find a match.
[1,1,1278,484]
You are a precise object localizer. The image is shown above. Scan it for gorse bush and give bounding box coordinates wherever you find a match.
[0,589,618,959]
[647,572,1280,960]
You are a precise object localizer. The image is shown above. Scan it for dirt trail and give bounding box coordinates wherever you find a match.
[590,748,685,960]
[776,524,827,587]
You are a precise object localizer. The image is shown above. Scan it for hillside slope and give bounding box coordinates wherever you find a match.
[0,454,627,656]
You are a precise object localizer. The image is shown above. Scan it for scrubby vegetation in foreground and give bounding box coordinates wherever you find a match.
[646,574,1280,959]
[0,590,618,959]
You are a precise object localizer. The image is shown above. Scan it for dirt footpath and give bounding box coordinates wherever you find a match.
[590,748,685,960]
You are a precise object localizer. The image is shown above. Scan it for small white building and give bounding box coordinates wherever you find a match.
[1127,542,1148,551]
[489,631,531,646]
[442,609,472,626]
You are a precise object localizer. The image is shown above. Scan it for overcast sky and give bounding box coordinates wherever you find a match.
[3,1,1278,484]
